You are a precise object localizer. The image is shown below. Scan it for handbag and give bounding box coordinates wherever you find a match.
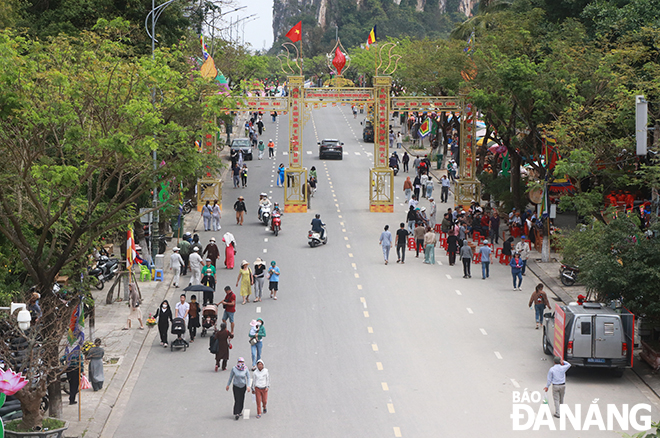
[249,337,259,346]
[80,374,91,390]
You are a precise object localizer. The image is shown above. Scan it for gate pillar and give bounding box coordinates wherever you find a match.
[370,76,394,212]
[455,102,480,206]
[284,76,307,213]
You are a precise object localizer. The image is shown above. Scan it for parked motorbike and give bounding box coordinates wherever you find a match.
[181,199,194,215]
[145,234,168,254]
[560,263,579,286]
[308,226,328,247]
[259,205,272,226]
[88,255,120,290]
[271,211,281,236]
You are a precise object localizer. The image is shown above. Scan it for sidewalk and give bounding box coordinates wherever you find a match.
[528,253,660,400]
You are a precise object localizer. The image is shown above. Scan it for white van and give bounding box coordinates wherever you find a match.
[542,302,634,376]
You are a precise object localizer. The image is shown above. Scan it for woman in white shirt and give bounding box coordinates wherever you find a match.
[251,360,270,418]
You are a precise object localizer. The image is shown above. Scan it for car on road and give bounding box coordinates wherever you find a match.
[230,138,253,160]
[318,139,344,160]
[542,302,633,376]
[362,119,374,142]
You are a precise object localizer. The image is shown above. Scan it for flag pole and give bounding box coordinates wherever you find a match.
[78,355,82,421]
[299,36,303,76]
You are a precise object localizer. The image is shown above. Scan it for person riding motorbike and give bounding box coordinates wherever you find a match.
[311,214,325,239]
[258,193,272,220]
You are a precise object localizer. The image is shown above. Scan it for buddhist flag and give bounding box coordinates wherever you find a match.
[285,21,302,43]
[366,26,377,50]
[419,118,431,138]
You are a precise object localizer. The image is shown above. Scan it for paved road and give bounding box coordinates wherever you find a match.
[110,106,660,438]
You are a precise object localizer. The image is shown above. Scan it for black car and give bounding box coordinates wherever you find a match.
[318,139,344,160]
[230,138,253,160]
[362,120,374,142]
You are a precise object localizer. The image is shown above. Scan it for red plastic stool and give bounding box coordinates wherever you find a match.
[407,237,416,251]
[473,232,481,242]
[472,253,482,264]
[434,224,442,234]
[495,247,503,258]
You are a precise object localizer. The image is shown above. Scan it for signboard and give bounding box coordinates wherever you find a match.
[304,89,374,103]
[237,97,287,112]
[553,304,566,359]
[391,97,461,111]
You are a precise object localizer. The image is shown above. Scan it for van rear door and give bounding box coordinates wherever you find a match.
[594,316,623,359]
[572,315,593,358]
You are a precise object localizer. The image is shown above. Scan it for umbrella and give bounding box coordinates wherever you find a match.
[183,284,214,293]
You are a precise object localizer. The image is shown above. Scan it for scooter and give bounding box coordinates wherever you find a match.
[259,205,272,226]
[308,226,328,247]
[389,163,399,176]
[560,263,579,286]
[271,211,281,236]
[88,255,120,290]
[181,199,194,215]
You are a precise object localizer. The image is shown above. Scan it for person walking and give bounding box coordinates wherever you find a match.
[87,338,105,391]
[233,196,247,226]
[213,322,234,372]
[413,175,421,200]
[257,140,265,160]
[124,283,144,330]
[219,286,236,334]
[440,175,450,203]
[232,163,241,189]
[447,231,459,266]
[175,293,190,329]
[413,155,421,174]
[253,258,266,302]
[413,223,425,258]
[226,358,252,420]
[396,131,403,149]
[268,261,280,300]
[406,205,417,233]
[479,240,492,279]
[544,357,571,418]
[268,139,275,158]
[529,283,551,329]
[61,350,83,405]
[510,252,524,290]
[241,164,248,188]
[179,235,191,276]
[222,232,236,269]
[154,300,172,347]
[423,227,437,265]
[425,176,434,199]
[402,152,409,173]
[516,237,531,275]
[169,247,184,288]
[428,197,437,229]
[236,260,254,305]
[389,129,395,148]
[211,200,222,231]
[460,241,473,278]
[379,225,393,265]
[188,295,201,342]
[203,237,221,268]
[502,236,514,264]
[251,359,270,418]
[403,177,413,203]
[188,247,203,286]
[201,259,216,305]
[489,211,501,244]
[395,222,409,264]
[249,318,266,370]
[201,201,213,231]
[277,163,285,187]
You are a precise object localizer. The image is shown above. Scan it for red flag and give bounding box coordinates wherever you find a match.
[285,21,302,43]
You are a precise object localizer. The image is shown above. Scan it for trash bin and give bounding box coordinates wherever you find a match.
[436,154,444,170]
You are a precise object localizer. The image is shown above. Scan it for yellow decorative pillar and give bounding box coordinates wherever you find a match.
[455,102,480,206]
[370,76,394,212]
[284,76,307,213]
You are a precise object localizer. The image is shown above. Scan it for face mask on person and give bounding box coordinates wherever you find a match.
[162,305,168,310]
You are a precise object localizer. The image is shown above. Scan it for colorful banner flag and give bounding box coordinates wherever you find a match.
[419,118,431,137]
[285,21,302,43]
[67,302,84,346]
[366,25,377,50]
[200,35,210,60]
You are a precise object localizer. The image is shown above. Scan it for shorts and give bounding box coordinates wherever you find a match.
[269,281,279,291]
[222,311,235,323]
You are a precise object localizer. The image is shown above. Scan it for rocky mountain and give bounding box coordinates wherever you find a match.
[272,0,478,54]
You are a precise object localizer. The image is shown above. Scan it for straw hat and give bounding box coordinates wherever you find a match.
[254,257,264,265]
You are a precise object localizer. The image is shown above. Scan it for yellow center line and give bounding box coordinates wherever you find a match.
[388,403,395,414]
[363,311,369,318]
[381,382,389,391]
[376,362,383,370]
[367,326,373,333]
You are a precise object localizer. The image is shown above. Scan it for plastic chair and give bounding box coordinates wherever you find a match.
[473,232,481,242]
[472,253,482,264]
[139,265,151,282]
[495,247,503,258]
[154,269,164,282]
[407,237,416,251]
[434,224,442,234]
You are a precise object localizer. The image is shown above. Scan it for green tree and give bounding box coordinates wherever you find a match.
[0,26,232,429]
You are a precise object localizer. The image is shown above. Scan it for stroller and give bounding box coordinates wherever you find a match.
[170,317,189,351]
[201,304,218,337]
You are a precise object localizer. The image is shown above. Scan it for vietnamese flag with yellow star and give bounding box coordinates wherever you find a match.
[285,21,302,43]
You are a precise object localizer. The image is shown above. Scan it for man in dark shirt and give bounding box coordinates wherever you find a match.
[311,214,325,238]
[395,222,410,264]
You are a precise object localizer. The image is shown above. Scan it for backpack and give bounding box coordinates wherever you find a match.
[209,335,219,354]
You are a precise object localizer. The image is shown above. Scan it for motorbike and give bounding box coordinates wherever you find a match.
[271,211,281,236]
[181,199,194,215]
[308,226,328,247]
[389,163,399,176]
[145,234,168,254]
[88,255,120,290]
[560,263,579,286]
[259,204,272,226]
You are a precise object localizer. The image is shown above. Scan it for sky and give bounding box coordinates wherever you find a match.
[231,0,274,51]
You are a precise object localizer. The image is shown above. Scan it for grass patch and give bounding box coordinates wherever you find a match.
[5,417,66,432]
